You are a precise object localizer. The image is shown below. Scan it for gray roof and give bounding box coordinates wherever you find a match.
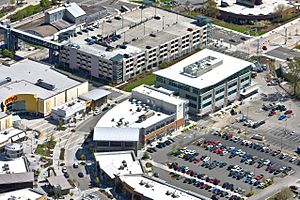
[0,59,81,102]
[79,88,111,101]
[93,127,140,142]
[0,172,34,185]
[47,175,72,190]
[0,112,8,119]
[65,3,86,18]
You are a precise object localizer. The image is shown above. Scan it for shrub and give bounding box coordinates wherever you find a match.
[145,162,153,168]
[246,191,255,197]
[142,152,150,160]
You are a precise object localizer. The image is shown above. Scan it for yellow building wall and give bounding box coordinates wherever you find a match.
[0,114,12,131]
[3,94,38,113]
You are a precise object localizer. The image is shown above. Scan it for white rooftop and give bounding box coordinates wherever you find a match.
[79,88,111,101]
[95,100,170,129]
[52,99,86,116]
[0,128,24,146]
[132,84,187,106]
[0,59,81,103]
[0,188,45,200]
[94,151,143,179]
[217,0,291,15]
[0,157,27,174]
[119,175,210,200]
[65,2,86,18]
[47,6,65,15]
[93,127,140,142]
[154,49,253,90]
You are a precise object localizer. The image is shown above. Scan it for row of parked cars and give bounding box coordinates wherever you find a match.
[214,131,300,165]
[168,162,243,200]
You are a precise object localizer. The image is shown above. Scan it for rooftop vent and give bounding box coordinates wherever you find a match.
[0,77,11,86]
[35,79,55,90]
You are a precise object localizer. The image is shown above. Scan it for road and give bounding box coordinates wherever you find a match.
[237,17,300,55]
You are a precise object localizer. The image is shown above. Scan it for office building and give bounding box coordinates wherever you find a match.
[154,49,253,116]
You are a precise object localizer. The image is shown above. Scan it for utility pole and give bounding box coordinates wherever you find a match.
[284,27,287,45]
[162,16,165,30]
[141,8,143,23]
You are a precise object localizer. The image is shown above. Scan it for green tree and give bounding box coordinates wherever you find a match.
[203,0,220,18]
[52,0,58,5]
[40,0,51,9]
[275,187,294,200]
[287,58,300,97]
[10,0,15,5]
[142,152,150,160]
[2,49,14,58]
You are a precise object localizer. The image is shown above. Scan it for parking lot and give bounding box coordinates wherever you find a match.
[145,118,300,199]
[66,164,93,190]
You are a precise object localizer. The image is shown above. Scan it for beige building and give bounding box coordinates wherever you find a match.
[0,113,12,131]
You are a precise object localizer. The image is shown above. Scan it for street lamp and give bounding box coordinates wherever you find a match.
[280,118,288,151]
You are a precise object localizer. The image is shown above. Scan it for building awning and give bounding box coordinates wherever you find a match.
[79,89,111,101]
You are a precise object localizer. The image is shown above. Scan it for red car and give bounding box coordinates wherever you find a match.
[200,184,208,189]
[255,174,264,180]
[186,169,193,175]
[284,110,293,115]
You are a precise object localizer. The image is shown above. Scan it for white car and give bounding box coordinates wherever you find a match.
[263,159,271,165]
[289,157,297,162]
[222,151,228,156]
[62,167,67,173]
[289,131,295,135]
[203,156,210,162]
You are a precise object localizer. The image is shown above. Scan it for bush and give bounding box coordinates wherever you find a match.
[145,162,153,168]
[142,152,150,160]
[59,148,65,160]
[246,191,255,197]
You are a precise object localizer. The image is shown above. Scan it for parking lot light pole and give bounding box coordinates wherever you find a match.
[281,119,288,151]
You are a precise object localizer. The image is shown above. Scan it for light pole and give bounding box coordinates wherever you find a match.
[280,118,288,151]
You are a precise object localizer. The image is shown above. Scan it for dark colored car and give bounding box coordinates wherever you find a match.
[78,172,84,178]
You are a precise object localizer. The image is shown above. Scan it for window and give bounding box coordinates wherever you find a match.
[110,141,122,147]
[228,89,237,96]
[125,142,135,147]
[202,101,211,108]
[188,102,197,108]
[215,95,224,102]
[98,141,109,146]
[216,88,225,94]
[203,94,212,101]
[229,82,237,88]
[186,94,197,101]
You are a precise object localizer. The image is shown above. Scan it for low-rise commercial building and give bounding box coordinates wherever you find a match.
[0,157,34,193]
[79,88,111,111]
[5,143,24,159]
[0,59,88,117]
[0,188,47,200]
[116,174,210,200]
[93,85,188,152]
[154,49,253,116]
[51,99,86,123]
[47,175,73,195]
[0,128,26,152]
[94,151,143,185]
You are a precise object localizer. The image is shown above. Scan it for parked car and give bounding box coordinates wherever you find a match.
[78,172,84,177]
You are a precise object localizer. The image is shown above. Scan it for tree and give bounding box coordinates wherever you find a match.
[274,4,291,21]
[10,0,15,5]
[203,0,220,18]
[52,0,58,5]
[142,152,150,160]
[2,49,14,58]
[287,58,300,97]
[40,0,51,9]
[275,187,294,200]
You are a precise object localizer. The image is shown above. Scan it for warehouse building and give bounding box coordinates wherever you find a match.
[0,59,88,117]
[59,7,208,84]
[93,85,188,152]
[154,49,253,116]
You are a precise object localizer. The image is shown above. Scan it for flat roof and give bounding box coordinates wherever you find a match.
[52,99,86,115]
[79,88,111,101]
[0,59,81,103]
[0,157,28,174]
[95,99,170,129]
[47,6,65,15]
[132,84,188,106]
[154,49,253,90]
[0,172,34,185]
[66,7,202,59]
[119,175,210,200]
[65,2,86,18]
[94,151,143,179]
[0,128,24,146]
[0,188,46,199]
[93,127,140,142]
[47,175,73,190]
[217,0,291,15]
